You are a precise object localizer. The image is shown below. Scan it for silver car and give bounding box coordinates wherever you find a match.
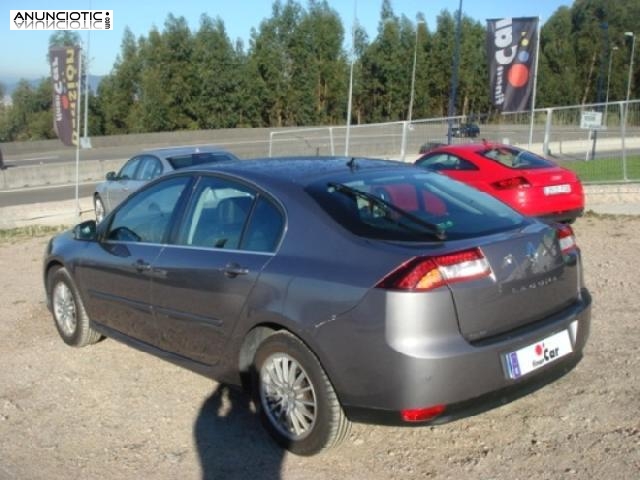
[93,145,237,222]
[45,158,591,455]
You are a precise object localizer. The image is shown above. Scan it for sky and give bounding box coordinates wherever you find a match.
[2,0,573,81]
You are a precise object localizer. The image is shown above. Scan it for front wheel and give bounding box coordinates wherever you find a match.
[253,331,351,455]
[48,266,102,347]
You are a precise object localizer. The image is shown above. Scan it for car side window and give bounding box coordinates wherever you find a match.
[241,197,284,252]
[117,157,141,180]
[417,154,455,171]
[136,156,163,181]
[178,177,256,250]
[417,154,477,171]
[454,156,478,171]
[106,176,190,244]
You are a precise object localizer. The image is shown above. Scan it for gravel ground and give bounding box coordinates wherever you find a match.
[0,214,639,480]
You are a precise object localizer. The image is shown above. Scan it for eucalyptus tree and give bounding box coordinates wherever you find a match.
[97,28,143,133]
[248,0,304,126]
[295,0,346,125]
[359,0,414,122]
[192,14,245,128]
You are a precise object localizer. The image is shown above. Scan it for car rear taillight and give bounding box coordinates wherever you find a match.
[557,224,577,254]
[401,404,446,423]
[376,248,493,291]
[491,176,531,190]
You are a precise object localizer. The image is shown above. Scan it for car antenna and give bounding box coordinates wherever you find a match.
[347,157,358,172]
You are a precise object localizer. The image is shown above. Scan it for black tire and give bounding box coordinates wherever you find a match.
[48,266,102,347]
[94,195,106,223]
[252,331,351,455]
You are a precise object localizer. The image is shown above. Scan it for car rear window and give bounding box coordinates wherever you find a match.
[168,152,235,170]
[481,147,554,169]
[306,168,525,241]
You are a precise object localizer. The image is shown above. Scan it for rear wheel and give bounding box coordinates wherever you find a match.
[253,331,350,455]
[48,266,101,347]
[94,195,105,223]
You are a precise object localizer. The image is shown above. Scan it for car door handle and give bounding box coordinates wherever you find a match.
[223,263,249,278]
[133,259,151,273]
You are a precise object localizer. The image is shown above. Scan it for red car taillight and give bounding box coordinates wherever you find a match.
[557,224,577,254]
[401,404,446,422]
[376,248,493,291]
[491,176,531,190]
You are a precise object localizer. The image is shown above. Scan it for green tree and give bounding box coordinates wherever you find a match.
[248,0,305,126]
[360,0,414,122]
[138,15,197,131]
[5,79,54,141]
[191,14,245,128]
[293,0,346,124]
[98,27,143,133]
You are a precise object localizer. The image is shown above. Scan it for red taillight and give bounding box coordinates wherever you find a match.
[557,224,577,254]
[401,404,446,422]
[376,248,493,291]
[492,176,531,190]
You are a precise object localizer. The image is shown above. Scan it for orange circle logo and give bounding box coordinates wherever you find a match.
[508,64,530,88]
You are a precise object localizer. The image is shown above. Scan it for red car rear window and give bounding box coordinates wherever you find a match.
[480,147,554,170]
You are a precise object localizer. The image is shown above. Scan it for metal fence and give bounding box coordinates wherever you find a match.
[269,100,640,183]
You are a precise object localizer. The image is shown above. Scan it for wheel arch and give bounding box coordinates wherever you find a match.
[237,323,282,391]
[237,323,337,398]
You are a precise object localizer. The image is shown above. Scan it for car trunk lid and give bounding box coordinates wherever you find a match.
[448,224,580,342]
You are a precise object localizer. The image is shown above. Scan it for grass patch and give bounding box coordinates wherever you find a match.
[556,155,640,182]
[0,225,67,244]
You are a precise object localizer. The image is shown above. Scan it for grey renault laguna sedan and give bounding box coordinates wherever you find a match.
[44,157,591,455]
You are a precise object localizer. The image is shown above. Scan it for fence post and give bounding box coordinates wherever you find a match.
[329,127,335,156]
[400,121,408,161]
[268,131,274,158]
[620,101,628,181]
[543,108,552,156]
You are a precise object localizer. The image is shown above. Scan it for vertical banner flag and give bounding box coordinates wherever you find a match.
[486,17,539,112]
[49,46,80,146]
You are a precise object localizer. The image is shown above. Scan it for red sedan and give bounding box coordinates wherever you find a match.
[415,143,584,223]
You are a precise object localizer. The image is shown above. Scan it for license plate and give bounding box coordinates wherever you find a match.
[504,330,573,379]
[544,184,571,195]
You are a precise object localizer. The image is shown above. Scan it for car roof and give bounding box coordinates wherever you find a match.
[142,145,236,159]
[184,157,413,186]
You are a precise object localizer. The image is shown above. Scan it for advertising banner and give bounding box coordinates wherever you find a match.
[49,46,80,147]
[486,17,539,112]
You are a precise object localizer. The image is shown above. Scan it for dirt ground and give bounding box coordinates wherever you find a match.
[0,214,639,480]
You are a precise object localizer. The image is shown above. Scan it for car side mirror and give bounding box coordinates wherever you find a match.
[106,171,116,181]
[73,220,97,241]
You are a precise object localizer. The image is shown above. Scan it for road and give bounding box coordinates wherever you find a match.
[4,146,131,167]
[0,183,97,207]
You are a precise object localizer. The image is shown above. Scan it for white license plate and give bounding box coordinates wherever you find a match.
[504,330,573,379]
[544,184,571,195]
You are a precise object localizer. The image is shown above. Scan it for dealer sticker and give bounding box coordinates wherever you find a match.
[505,329,573,380]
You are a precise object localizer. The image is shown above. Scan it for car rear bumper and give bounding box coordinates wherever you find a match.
[537,207,584,223]
[344,351,582,425]
[316,288,591,426]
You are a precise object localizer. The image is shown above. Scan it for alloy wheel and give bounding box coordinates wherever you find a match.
[259,352,318,441]
[53,281,77,337]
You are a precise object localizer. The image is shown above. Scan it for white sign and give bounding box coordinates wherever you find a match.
[580,111,603,130]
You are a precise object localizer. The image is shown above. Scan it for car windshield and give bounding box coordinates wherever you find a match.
[481,147,554,170]
[306,168,525,241]
[167,152,234,170]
